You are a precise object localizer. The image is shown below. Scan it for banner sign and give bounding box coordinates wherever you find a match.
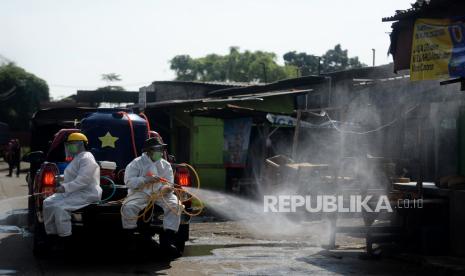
[266,113,355,129]
[223,118,252,168]
[266,113,360,131]
[266,113,324,128]
[410,19,465,81]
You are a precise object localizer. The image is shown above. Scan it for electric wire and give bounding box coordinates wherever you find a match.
[324,104,419,135]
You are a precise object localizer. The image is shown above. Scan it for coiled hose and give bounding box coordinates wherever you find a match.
[120,163,204,223]
[99,175,116,203]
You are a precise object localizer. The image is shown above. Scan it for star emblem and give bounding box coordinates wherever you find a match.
[99,132,119,148]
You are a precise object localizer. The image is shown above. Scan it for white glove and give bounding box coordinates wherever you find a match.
[144,175,160,184]
[159,184,173,194]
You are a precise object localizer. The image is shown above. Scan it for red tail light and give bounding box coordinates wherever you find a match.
[42,170,55,186]
[175,166,191,187]
[40,163,59,195]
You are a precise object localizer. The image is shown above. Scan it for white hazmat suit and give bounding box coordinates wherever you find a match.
[43,151,102,237]
[121,153,181,232]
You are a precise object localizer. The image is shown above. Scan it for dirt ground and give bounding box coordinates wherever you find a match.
[0,161,433,275]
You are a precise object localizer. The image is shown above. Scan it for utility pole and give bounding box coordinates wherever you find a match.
[260,62,268,83]
[372,48,376,67]
[317,56,322,75]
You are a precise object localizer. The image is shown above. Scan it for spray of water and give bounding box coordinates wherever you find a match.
[187,67,452,246]
[187,187,330,244]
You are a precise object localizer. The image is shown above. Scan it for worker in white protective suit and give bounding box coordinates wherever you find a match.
[43,132,102,243]
[121,136,182,256]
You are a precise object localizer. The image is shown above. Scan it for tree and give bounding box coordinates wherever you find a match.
[170,55,198,81]
[283,51,321,76]
[284,44,366,75]
[96,85,125,92]
[170,47,298,83]
[0,62,49,131]
[101,73,122,82]
[98,73,125,91]
[322,44,365,72]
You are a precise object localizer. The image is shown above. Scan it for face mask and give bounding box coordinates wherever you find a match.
[66,143,80,154]
[150,151,163,162]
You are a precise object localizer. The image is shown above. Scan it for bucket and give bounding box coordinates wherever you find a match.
[56,162,68,174]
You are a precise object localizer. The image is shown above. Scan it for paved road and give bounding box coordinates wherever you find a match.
[0,161,29,217]
[0,161,428,275]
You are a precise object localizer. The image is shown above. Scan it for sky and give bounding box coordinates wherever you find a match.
[0,0,414,99]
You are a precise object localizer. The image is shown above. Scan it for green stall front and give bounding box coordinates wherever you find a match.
[190,116,225,190]
[146,93,298,190]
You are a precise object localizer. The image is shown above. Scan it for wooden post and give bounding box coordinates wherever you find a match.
[416,118,423,195]
[292,110,302,160]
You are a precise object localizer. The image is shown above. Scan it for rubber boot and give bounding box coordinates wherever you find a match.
[124,229,139,253]
[52,236,72,256]
[160,229,181,258]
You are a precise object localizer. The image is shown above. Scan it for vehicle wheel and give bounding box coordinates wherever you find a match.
[175,224,189,253]
[28,198,36,230]
[27,174,35,229]
[32,216,48,257]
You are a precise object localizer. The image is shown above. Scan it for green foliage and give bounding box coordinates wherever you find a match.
[96,85,126,91]
[0,62,49,131]
[283,52,321,76]
[170,55,198,81]
[101,73,122,82]
[170,47,299,83]
[284,44,366,75]
[98,73,125,91]
[170,45,366,82]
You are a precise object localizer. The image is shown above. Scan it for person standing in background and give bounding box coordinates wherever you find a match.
[5,138,21,177]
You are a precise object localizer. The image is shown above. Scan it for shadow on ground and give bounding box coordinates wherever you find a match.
[296,249,438,276]
[0,233,174,275]
[0,211,175,275]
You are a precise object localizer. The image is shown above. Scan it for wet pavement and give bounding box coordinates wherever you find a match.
[0,215,431,275]
[0,162,29,219]
[0,161,432,275]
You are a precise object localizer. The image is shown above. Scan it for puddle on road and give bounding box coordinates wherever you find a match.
[0,225,32,237]
[0,269,17,275]
[183,242,307,257]
[0,225,22,234]
[183,244,224,256]
[0,209,28,222]
[0,209,32,237]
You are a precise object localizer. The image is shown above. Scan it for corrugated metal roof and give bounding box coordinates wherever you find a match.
[189,104,269,120]
[382,0,465,22]
[142,98,203,108]
[138,89,309,108]
[208,75,324,97]
[203,89,311,103]
[151,80,255,87]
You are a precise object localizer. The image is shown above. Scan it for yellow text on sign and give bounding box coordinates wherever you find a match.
[410,19,452,81]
